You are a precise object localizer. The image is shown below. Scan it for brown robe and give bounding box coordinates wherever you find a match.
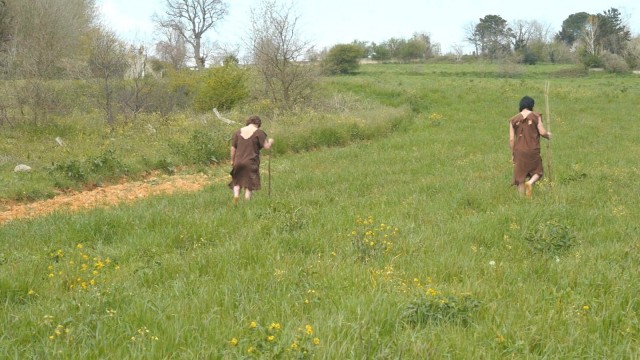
[510,112,543,185]
[228,128,267,190]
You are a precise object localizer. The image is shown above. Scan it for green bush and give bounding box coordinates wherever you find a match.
[193,64,249,112]
[322,44,366,75]
[170,129,228,165]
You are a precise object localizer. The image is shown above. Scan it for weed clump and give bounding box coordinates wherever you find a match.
[524,220,576,257]
[403,292,480,326]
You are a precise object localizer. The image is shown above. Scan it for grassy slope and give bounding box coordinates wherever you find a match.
[1,63,639,359]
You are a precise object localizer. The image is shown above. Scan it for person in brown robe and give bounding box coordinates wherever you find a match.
[228,115,273,203]
[509,96,552,197]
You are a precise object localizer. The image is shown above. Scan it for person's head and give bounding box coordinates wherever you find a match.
[519,96,535,112]
[245,115,262,128]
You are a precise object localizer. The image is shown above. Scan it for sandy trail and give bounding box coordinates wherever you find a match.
[0,173,224,225]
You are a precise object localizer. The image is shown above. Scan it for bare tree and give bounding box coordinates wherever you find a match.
[88,30,129,127]
[2,0,96,124]
[464,22,480,56]
[583,15,600,57]
[450,43,465,62]
[155,26,188,70]
[156,0,228,69]
[248,0,316,110]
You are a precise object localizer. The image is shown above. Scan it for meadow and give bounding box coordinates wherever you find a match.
[1,62,640,359]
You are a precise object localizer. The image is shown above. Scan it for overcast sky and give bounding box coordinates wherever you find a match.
[96,0,639,54]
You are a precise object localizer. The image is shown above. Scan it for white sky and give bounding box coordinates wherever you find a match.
[96,0,639,54]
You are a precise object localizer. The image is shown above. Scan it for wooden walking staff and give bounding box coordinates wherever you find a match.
[544,81,553,184]
[267,150,271,197]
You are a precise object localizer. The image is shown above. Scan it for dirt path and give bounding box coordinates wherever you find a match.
[0,172,226,225]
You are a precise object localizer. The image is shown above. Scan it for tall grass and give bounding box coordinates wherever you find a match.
[1,63,639,358]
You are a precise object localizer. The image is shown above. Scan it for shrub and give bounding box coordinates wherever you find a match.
[192,64,249,112]
[602,52,629,73]
[322,44,366,75]
[170,129,228,165]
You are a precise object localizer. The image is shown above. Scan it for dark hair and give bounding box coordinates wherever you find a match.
[245,115,262,127]
[519,96,535,112]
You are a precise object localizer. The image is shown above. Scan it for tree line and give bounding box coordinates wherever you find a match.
[0,1,638,128]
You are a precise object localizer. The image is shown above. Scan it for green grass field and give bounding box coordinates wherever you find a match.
[2,63,640,359]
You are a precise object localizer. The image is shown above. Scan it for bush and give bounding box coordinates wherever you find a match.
[170,129,228,165]
[579,50,604,69]
[602,52,629,73]
[193,64,249,112]
[322,44,366,75]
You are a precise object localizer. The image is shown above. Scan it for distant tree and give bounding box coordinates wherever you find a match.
[0,1,11,55]
[2,0,96,124]
[370,42,391,61]
[248,0,317,110]
[623,36,640,69]
[412,32,433,59]
[322,44,365,75]
[155,26,188,70]
[88,30,129,127]
[598,8,631,55]
[578,15,603,68]
[556,12,590,46]
[384,38,404,58]
[156,0,228,69]
[397,38,427,62]
[464,22,481,55]
[511,20,551,64]
[450,43,465,62]
[473,15,513,58]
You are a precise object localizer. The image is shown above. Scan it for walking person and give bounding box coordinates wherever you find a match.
[229,115,274,203]
[509,96,552,198]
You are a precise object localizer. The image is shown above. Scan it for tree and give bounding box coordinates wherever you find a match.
[598,8,631,55]
[464,22,480,55]
[248,0,316,110]
[1,0,96,124]
[556,12,590,46]
[411,32,433,59]
[157,0,228,69]
[370,42,391,61]
[511,20,551,64]
[473,15,513,58]
[155,26,188,70]
[397,38,426,62]
[88,30,129,127]
[322,44,365,75]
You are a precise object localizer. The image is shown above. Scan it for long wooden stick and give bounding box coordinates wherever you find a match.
[544,81,553,183]
[268,151,271,197]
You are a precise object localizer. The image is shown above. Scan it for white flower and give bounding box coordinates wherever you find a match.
[489,260,496,266]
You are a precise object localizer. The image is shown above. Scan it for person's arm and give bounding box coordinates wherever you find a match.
[509,122,515,152]
[230,146,236,165]
[537,115,552,139]
[263,138,274,150]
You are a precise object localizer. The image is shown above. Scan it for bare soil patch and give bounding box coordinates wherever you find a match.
[0,173,222,225]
